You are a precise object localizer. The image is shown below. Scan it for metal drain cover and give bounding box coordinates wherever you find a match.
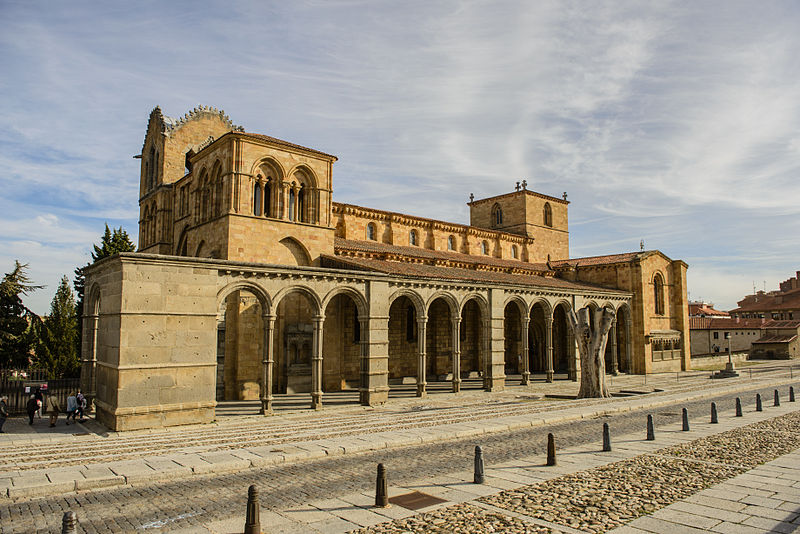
[389,491,448,510]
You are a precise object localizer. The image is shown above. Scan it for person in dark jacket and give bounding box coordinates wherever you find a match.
[26,394,38,425]
[0,395,8,432]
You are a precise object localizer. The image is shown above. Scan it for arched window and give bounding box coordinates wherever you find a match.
[492,204,503,227]
[447,235,455,251]
[253,183,262,216]
[406,305,416,341]
[481,241,489,255]
[264,180,272,217]
[410,229,418,246]
[544,202,553,227]
[298,186,306,222]
[654,273,665,315]
[289,189,296,221]
[511,245,518,259]
[367,222,376,241]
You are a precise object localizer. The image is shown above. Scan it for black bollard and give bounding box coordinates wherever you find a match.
[61,511,77,534]
[682,408,690,431]
[546,433,556,466]
[646,415,655,441]
[774,389,780,407]
[474,446,485,484]
[756,393,763,412]
[711,402,718,424]
[243,485,261,534]
[602,422,611,452]
[735,397,742,417]
[790,386,795,403]
[375,463,388,508]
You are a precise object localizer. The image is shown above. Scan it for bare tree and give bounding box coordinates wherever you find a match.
[568,306,615,398]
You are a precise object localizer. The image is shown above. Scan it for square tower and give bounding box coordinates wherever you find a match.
[468,188,569,261]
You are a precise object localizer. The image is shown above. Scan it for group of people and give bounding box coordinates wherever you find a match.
[24,390,87,427]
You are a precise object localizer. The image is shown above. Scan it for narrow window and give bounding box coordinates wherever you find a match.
[410,230,418,246]
[654,273,665,315]
[447,235,455,251]
[481,241,489,255]
[544,202,553,227]
[406,306,416,341]
[298,186,306,222]
[367,223,376,241]
[511,245,518,259]
[264,180,272,217]
[253,183,262,216]
[289,189,296,221]
[492,204,503,227]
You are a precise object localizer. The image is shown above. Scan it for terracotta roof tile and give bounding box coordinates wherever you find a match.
[550,252,644,268]
[321,254,627,294]
[689,317,764,330]
[753,334,798,344]
[689,303,729,317]
[761,319,800,329]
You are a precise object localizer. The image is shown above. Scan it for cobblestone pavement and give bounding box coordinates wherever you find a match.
[1,380,797,533]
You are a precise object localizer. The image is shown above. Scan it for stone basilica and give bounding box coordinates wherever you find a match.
[81,106,690,431]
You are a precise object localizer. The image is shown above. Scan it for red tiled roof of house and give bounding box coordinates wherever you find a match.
[321,254,628,294]
[334,238,551,273]
[752,334,798,344]
[730,288,800,313]
[689,317,764,330]
[689,303,729,317]
[761,319,800,329]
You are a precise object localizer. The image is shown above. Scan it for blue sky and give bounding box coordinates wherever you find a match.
[2,1,799,314]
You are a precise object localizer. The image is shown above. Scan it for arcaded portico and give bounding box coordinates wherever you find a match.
[80,106,689,431]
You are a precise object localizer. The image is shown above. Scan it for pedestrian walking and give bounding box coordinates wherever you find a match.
[34,387,43,419]
[0,395,8,433]
[66,392,77,424]
[76,390,86,422]
[26,394,38,425]
[47,394,61,427]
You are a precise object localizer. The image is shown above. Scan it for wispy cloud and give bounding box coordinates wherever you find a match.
[1,0,798,312]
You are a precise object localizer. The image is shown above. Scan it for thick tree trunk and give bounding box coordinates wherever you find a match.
[568,306,615,398]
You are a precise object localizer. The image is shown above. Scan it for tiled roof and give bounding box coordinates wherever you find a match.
[689,317,764,330]
[239,132,337,159]
[321,254,627,294]
[550,252,644,268]
[334,238,550,273]
[689,303,729,317]
[730,288,800,313]
[761,320,800,329]
[752,334,798,344]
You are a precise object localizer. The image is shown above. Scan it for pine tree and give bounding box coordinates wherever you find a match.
[0,261,43,368]
[38,276,79,378]
[73,224,136,357]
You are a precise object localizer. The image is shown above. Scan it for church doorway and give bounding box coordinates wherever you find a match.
[426,297,453,384]
[388,295,420,393]
[529,302,548,375]
[322,293,363,404]
[274,289,317,404]
[216,288,265,403]
[460,298,484,390]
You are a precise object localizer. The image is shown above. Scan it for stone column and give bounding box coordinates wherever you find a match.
[625,316,633,374]
[609,320,619,376]
[521,315,530,385]
[311,315,324,409]
[417,316,428,397]
[451,317,461,393]
[260,314,275,415]
[545,312,554,383]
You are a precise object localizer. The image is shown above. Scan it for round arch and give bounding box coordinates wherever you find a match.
[458,292,489,316]
[216,281,272,315]
[388,289,425,318]
[286,163,319,189]
[272,285,323,315]
[503,295,529,318]
[249,156,286,180]
[321,286,368,318]
[426,291,459,316]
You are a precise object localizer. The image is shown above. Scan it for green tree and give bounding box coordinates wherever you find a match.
[37,276,79,378]
[0,261,43,368]
[73,224,136,356]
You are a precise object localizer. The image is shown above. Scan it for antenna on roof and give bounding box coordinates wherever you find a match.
[640,239,644,251]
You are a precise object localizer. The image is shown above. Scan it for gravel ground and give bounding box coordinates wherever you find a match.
[352,503,554,534]
[356,410,799,534]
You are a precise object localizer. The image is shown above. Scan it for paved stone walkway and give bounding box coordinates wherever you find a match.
[192,390,800,534]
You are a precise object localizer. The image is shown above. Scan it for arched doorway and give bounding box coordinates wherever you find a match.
[388,295,420,397]
[427,297,453,387]
[529,302,548,377]
[461,298,484,390]
[217,288,265,403]
[503,302,522,376]
[322,293,363,404]
[553,303,571,375]
[616,305,632,373]
[274,289,318,408]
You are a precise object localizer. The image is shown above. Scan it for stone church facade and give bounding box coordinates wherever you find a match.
[81,106,690,431]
